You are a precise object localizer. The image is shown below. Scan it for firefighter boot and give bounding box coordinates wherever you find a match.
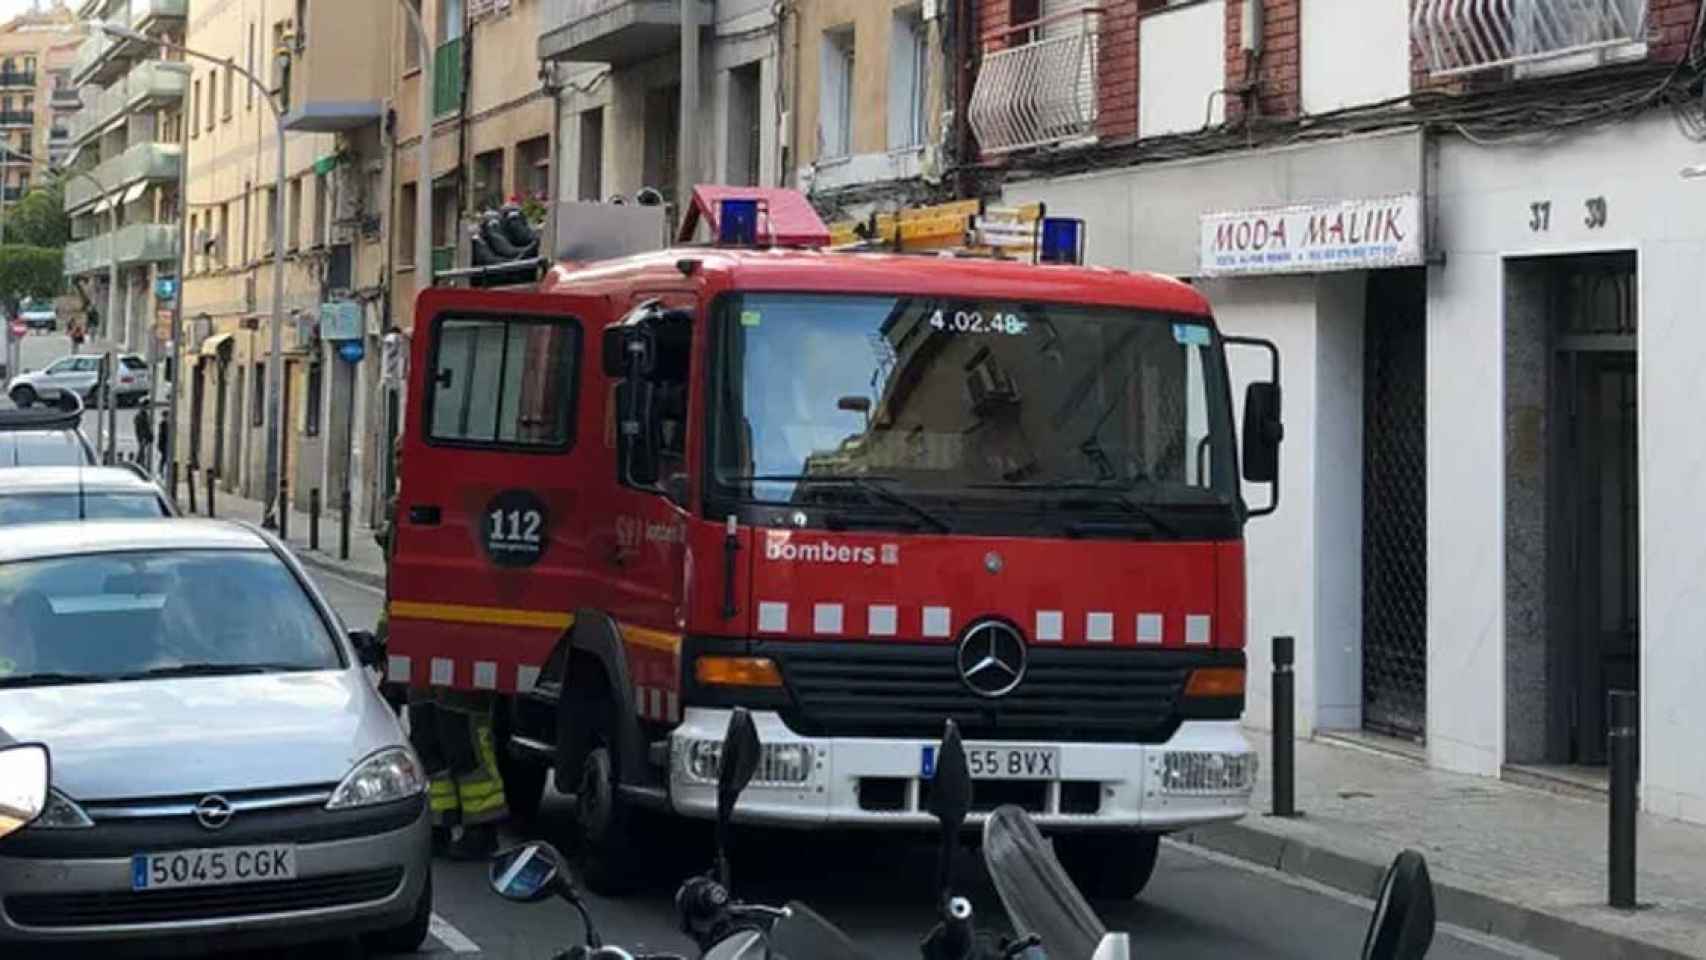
[444,712,508,861]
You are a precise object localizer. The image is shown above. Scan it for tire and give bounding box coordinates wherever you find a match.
[362,872,432,955]
[9,385,35,407]
[495,710,547,823]
[569,699,648,896]
[1054,831,1161,902]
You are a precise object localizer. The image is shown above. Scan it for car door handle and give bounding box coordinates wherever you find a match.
[407,505,441,525]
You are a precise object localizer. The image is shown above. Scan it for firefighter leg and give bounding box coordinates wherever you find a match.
[408,700,458,831]
[438,704,507,859]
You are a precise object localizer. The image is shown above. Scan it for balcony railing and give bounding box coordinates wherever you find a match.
[433,38,465,117]
[71,31,121,86]
[64,222,180,276]
[1413,0,1649,77]
[63,141,182,210]
[969,6,1101,155]
[68,60,190,147]
[0,71,36,88]
[0,110,33,127]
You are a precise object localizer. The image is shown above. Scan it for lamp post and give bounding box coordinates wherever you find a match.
[98,21,290,525]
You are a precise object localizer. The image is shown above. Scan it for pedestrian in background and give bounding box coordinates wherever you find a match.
[133,400,154,467]
[157,409,171,474]
[69,321,84,354]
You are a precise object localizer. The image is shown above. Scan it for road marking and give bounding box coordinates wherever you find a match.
[308,566,385,597]
[429,912,481,954]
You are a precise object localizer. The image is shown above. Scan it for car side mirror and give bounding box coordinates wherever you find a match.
[1361,850,1436,960]
[0,743,49,841]
[1241,381,1282,484]
[348,630,385,670]
[488,841,572,903]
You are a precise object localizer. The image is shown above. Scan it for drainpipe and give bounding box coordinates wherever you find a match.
[1240,0,1265,120]
[678,0,701,215]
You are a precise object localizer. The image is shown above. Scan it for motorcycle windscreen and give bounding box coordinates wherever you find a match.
[765,901,870,960]
[983,805,1108,960]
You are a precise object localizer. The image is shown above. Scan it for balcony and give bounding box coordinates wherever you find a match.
[51,87,81,109]
[433,38,465,117]
[2,186,21,202]
[71,31,124,88]
[969,7,1100,155]
[63,141,181,212]
[538,0,713,66]
[64,222,179,276]
[281,4,390,133]
[68,60,190,147]
[1413,0,1649,77]
[0,70,35,88]
[0,110,32,127]
[129,0,188,34]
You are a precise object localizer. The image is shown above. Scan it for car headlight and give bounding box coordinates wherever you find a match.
[30,789,94,829]
[326,747,426,810]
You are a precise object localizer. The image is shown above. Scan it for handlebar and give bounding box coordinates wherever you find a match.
[676,874,792,953]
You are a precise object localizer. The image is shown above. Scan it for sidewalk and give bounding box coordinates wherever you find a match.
[174,480,387,589]
[1175,734,1706,959]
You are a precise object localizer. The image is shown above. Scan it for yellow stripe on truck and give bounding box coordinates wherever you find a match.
[388,601,575,631]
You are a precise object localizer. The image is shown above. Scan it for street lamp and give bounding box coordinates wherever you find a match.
[95,20,290,526]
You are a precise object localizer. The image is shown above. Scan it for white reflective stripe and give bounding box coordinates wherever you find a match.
[1035,610,1063,642]
[923,606,952,638]
[813,602,844,634]
[387,655,411,683]
[1137,613,1164,644]
[650,687,663,720]
[634,684,646,715]
[867,604,898,637]
[1185,614,1212,645]
[667,692,679,722]
[1086,612,1114,643]
[516,665,541,691]
[473,661,497,689]
[430,658,454,686]
[757,601,789,633]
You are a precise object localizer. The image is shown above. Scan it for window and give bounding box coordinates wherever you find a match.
[241,187,252,263]
[439,0,465,44]
[515,136,550,201]
[304,362,322,437]
[217,203,229,265]
[820,27,855,158]
[251,362,265,427]
[473,148,503,210]
[262,186,277,253]
[18,131,29,158]
[287,177,303,251]
[403,0,422,71]
[613,314,692,490]
[247,23,256,108]
[313,172,328,246]
[190,80,200,138]
[577,108,603,201]
[397,182,416,263]
[224,64,234,120]
[427,316,580,448]
[889,5,928,149]
[727,62,762,186]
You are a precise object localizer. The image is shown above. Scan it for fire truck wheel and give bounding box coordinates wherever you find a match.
[572,737,647,895]
[498,744,547,822]
[1054,831,1161,902]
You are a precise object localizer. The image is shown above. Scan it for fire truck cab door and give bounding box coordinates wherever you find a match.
[387,287,606,694]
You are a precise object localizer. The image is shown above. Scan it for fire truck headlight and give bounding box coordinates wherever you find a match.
[1159,751,1257,795]
[678,738,815,786]
[326,747,427,810]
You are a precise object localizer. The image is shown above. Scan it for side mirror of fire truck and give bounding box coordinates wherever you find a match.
[602,324,654,379]
[1241,381,1282,484]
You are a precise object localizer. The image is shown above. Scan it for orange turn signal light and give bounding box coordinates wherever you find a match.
[1184,667,1245,698]
[694,656,784,688]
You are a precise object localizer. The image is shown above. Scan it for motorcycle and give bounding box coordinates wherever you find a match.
[489,713,1436,960]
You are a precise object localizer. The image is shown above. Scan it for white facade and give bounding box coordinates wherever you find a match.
[1138,0,1226,138]
[1299,0,1411,115]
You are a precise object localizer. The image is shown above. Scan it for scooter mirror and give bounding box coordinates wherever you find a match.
[717,708,761,828]
[0,743,48,841]
[927,719,972,831]
[1361,849,1436,960]
[489,842,570,903]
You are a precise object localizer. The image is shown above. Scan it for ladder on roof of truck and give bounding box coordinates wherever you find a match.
[826,199,1050,260]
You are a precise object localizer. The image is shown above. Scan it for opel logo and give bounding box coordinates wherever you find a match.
[956,619,1027,698]
[984,551,1003,574]
[193,795,234,831]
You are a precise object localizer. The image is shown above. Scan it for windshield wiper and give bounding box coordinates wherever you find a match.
[735,474,951,533]
[968,481,1181,538]
[120,663,314,680]
[0,672,112,688]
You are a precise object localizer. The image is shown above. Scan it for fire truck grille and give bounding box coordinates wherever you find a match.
[770,643,1196,743]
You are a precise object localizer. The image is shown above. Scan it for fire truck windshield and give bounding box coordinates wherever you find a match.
[709,293,1239,529]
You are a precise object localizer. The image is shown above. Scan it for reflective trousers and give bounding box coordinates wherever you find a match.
[409,697,508,828]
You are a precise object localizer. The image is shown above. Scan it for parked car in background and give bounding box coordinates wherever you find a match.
[0,398,96,468]
[0,520,433,953]
[18,305,56,333]
[6,354,149,408]
[0,467,174,525]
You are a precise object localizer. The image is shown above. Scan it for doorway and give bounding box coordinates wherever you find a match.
[643,84,681,210]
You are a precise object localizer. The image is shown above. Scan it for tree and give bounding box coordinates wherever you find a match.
[0,245,66,315]
[3,179,69,249]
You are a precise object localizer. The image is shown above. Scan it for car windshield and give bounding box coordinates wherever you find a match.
[0,549,342,686]
[0,432,92,467]
[120,356,147,371]
[709,293,1237,509]
[0,493,168,524]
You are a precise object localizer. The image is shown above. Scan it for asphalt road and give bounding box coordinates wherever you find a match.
[291,565,1541,960]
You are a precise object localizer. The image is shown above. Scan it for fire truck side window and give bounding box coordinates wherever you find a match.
[428,316,581,449]
[613,316,692,491]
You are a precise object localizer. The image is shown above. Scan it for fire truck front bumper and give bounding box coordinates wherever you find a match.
[666,708,1255,831]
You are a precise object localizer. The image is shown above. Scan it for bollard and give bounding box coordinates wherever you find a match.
[186,466,197,514]
[310,488,321,551]
[279,482,290,541]
[339,490,352,561]
[206,469,217,519]
[1609,689,1638,908]
[1272,635,1298,818]
[168,462,178,510]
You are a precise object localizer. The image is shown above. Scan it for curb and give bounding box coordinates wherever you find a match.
[291,547,386,591]
[1172,821,1697,960]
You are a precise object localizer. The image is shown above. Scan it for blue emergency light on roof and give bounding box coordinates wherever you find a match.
[1039,217,1085,265]
[718,198,761,246]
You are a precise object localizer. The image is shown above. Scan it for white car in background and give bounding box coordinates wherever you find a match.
[6,354,150,408]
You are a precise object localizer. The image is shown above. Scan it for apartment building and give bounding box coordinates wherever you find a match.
[967,0,1706,825]
[0,4,83,203]
[63,0,184,352]
[178,0,394,530]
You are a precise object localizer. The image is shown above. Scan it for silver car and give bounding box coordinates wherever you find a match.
[0,466,175,524]
[0,520,431,952]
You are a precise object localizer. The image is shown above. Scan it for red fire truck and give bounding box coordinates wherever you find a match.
[384,187,1283,898]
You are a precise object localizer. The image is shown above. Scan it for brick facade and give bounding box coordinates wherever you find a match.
[1650,0,1702,63]
[1224,0,1300,123]
[1098,2,1140,141]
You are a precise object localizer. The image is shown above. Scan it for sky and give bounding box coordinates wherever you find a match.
[0,1,59,24]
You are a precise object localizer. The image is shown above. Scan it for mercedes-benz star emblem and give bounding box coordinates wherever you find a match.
[956,620,1028,698]
[194,795,234,831]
